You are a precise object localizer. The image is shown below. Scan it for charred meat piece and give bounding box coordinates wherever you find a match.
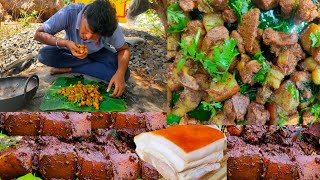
[279,0,295,19]
[264,125,303,146]
[39,112,91,139]
[4,112,40,136]
[227,144,263,180]
[253,0,279,10]
[294,0,319,23]
[201,25,229,54]
[179,0,196,12]
[227,125,244,137]
[223,93,250,122]
[242,125,267,144]
[141,161,162,180]
[110,153,141,180]
[37,137,77,180]
[238,8,261,54]
[209,0,228,11]
[295,155,320,180]
[0,139,35,180]
[76,142,113,180]
[260,143,305,160]
[88,112,112,130]
[246,102,270,125]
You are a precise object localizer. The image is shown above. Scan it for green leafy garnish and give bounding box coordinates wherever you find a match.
[287,83,298,101]
[167,3,189,33]
[188,101,223,121]
[166,113,182,125]
[310,30,320,47]
[172,91,180,106]
[277,113,289,126]
[309,102,320,120]
[17,173,42,180]
[252,51,271,85]
[177,29,239,82]
[229,0,252,24]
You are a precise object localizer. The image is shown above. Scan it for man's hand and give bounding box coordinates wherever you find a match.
[66,41,88,59]
[107,72,125,97]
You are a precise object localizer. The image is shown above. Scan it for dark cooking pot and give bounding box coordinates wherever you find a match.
[0,75,39,112]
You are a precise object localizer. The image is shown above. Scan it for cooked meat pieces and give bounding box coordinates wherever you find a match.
[179,0,196,12]
[141,161,162,180]
[210,0,228,11]
[242,125,267,144]
[263,154,298,180]
[295,155,320,180]
[4,112,40,136]
[0,140,35,180]
[294,0,319,23]
[302,123,320,148]
[238,8,261,54]
[279,0,295,19]
[88,112,112,130]
[227,144,263,180]
[256,86,273,105]
[223,93,250,122]
[222,7,237,24]
[290,71,312,90]
[144,112,166,131]
[227,125,244,136]
[246,102,270,125]
[201,25,229,53]
[263,28,299,56]
[76,142,113,180]
[276,43,305,76]
[110,153,141,180]
[38,138,77,180]
[112,112,146,129]
[230,30,245,54]
[239,59,262,85]
[253,0,279,10]
[227,135,246,149]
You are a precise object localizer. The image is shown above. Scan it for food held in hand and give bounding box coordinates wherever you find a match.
[134,125,226,180]
[76,44,88,54]
[57,81,103,110]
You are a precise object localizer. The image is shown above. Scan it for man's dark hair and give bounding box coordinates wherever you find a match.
[85,0,118,37]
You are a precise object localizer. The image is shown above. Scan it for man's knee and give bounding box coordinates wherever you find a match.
[37,46,59,66]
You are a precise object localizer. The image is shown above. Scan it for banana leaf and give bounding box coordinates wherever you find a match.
[40,77,127,112]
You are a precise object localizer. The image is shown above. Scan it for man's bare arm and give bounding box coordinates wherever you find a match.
[116,43,130,76]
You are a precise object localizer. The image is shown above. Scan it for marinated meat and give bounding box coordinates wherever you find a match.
[38,138,77,180]
[264,125,303,146]
[246,102,270,125]
[0,140,35,180]
[256,86,273,105]
[239,60,262,85]
[210,0,228,11]
[238,8,261,54]
[184,20,205,36]
[302,123,320,148]
[223,93,250,122]
[39,112,91,139]
[294,0,319,23]
[4,112,40,136]
[253,0,279,10]
[222,7,237,24]
[76,142,113,180]
[201,25,229,53]
[230,30,245,54]
[242,125,267,144]
[112,112,146,129]
[227,135,246,149]
[295,155,320,180]
[263,154,298,180]
[279,0,295,19]
[141,161,162,180]
[88,112,112,130]
[144,112,166,131]
[297,140,320,155]
[179,0,196,12]
[110,153,140,180]
[227,144,263,180]
[290,71,312,90]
